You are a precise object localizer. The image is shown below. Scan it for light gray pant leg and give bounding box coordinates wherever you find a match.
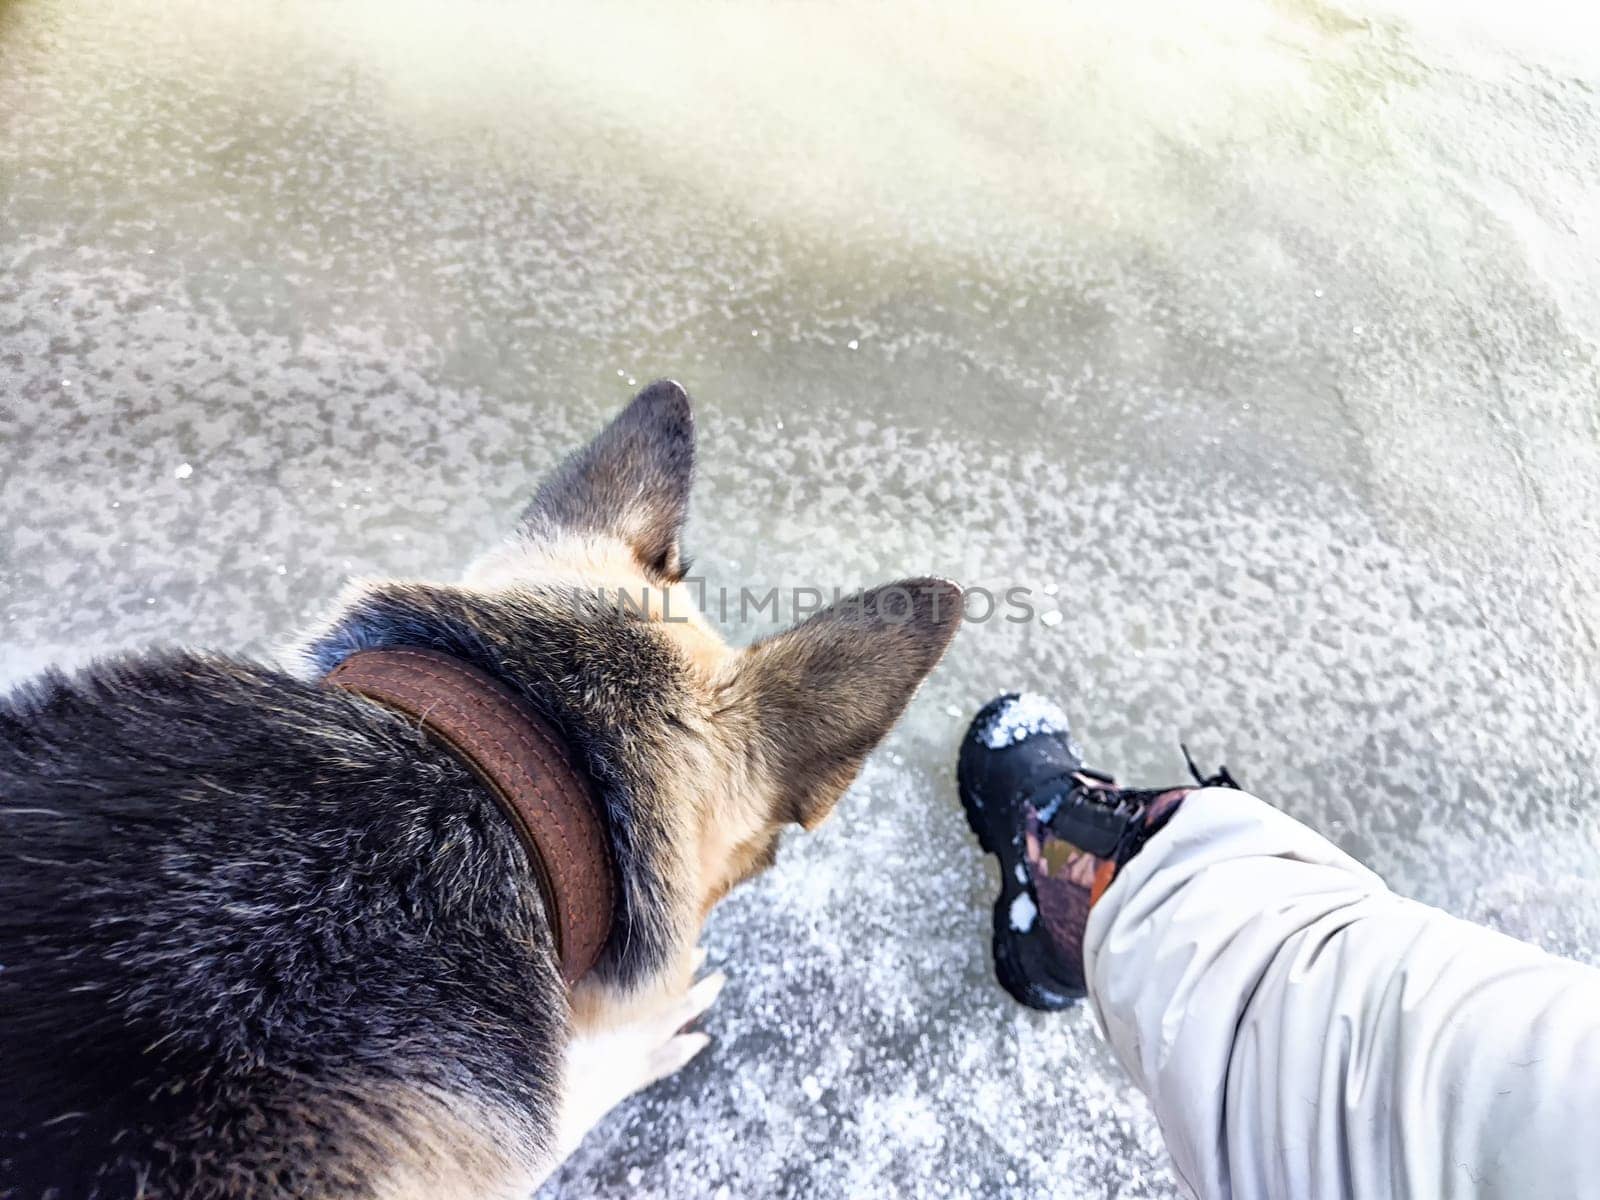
[1084,788,1600,1200]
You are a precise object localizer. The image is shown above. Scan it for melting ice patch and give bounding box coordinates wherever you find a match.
[977,692,1071,749]
[1009,891,1037,933]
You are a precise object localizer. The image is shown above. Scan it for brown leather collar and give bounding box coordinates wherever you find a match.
[324,647,616,987]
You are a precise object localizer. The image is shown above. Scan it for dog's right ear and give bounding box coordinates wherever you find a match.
[521,380,695,580]
[723,579,964,831]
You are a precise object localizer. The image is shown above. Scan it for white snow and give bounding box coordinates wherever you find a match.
[977,692,1070,748]
[174,462,193,479]
[1009,891,1037,933]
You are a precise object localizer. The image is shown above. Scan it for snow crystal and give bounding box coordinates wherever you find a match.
[977,692,1070,748]
[802,1075,823,1103]
[174,462,193,479]
[1009,891,1036,933]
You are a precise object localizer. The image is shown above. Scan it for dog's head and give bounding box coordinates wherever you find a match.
[308,382,960,1016]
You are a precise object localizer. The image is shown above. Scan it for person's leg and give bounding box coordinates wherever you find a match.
[959,694,1600,1200]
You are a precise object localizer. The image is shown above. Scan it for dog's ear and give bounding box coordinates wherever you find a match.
[727,579,963,830]
[522,380,695,579]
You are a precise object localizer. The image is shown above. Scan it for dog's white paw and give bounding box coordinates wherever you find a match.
[551,953,725,1163]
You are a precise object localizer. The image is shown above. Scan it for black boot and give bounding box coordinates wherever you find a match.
[957,693,1238,1009]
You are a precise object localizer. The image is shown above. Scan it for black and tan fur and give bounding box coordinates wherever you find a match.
[0,382,962,1199]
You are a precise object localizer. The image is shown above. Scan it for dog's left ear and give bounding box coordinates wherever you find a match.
[726,578,963,830]
[522,380,695,579]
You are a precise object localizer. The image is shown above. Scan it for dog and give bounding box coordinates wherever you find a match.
[0,381,962,1199]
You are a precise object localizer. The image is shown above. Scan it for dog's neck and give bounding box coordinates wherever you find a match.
[325,647,617,987]
[302,582,689,992]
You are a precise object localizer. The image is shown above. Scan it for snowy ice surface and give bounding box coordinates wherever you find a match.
[4,2,1600,1198]
[978,693,1073,750]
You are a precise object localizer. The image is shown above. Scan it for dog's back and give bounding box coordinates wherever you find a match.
[0,653,562,1199]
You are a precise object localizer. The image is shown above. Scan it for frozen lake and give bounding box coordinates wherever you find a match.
[3,1,1599,1196]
